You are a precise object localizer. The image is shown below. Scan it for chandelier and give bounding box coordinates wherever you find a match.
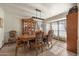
[32,9,44,20]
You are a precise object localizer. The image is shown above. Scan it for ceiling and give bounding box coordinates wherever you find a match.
[0,3,75,19]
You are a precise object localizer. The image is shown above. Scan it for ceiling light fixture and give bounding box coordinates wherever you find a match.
[32,9,44,20]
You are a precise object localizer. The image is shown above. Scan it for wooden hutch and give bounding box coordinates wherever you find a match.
[67,6,78,53]
[22,18,37,35]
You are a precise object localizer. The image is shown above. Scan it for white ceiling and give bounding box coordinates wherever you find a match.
[0,3,74,19]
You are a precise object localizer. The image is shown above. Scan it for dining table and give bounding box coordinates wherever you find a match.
[16,31,48,48]
[17,32,48,42]
[18,34,36,41]
[15,31,48,55]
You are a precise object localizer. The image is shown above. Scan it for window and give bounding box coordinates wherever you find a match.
[52,22,58,36]
[46,23,50,33]
[52,19,66,41]
[59,20,66,40]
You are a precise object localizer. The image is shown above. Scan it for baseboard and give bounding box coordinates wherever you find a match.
[0,43,5,50]
[0,41,16,50]
[4,41,16,45]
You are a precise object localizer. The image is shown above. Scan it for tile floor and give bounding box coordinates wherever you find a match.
[0,39,77,56]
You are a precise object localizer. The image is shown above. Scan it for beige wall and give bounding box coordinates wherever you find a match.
[0,7,4,48]
[46,12,67,21]
[4,11,22,43]
[3,11,44,43]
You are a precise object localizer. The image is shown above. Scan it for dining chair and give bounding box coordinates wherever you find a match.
[8,30,16,44]
[15,37,26,56]
[43,30,54,48]
[31,31,44,55]
[47,30,54,47]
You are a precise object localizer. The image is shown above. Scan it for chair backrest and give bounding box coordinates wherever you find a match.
[48,30,54,41]
[9,30,16,38]
[35,31,44,44]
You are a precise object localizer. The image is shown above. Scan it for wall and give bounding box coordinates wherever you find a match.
[0,7,4,48]
[4,11,22,43]
[0,7,21,47]
[3,11,44,43]
[47,12,67,21]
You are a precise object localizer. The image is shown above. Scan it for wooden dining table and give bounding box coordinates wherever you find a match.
[18,32,48,42]
[15,34,36,55]
[18,34,36,41]
[15,31,48,55]
[16,32,48,49]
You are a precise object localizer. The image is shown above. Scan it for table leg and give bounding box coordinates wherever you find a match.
[23,42,26,55]
[15,46,18,56]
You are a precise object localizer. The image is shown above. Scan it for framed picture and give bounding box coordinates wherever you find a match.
[0,18,3,28]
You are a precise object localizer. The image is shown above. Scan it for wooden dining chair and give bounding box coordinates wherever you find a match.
[31,31,44,55]
[47,30,54,47]
[43,30,54,48]
[8,30,16,44]
[15,37,25,56]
